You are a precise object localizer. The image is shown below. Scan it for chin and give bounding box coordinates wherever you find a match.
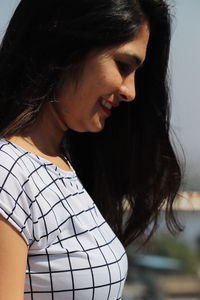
[74,126,104,133]
[69,117,106,133]
[88,120,106,133]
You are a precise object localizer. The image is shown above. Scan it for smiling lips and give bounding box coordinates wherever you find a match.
[99,97,119,117]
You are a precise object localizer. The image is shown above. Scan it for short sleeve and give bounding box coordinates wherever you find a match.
[0,161,33,246]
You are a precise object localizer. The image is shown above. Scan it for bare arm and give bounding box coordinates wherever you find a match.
[0,215,28,300]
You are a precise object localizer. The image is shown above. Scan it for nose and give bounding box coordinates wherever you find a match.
[117,74,136,102]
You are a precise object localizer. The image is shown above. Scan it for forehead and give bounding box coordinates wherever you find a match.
[83,22,150,71]
[109,22,150,63]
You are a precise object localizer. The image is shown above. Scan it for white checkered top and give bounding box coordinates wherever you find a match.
[0,139,128,300]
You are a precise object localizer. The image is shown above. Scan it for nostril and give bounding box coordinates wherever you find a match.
[119,94,128,100]
[117,84,135,102]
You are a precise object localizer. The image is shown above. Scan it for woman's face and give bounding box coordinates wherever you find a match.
[53,22,150,133]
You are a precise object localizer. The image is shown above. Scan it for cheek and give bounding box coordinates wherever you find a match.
[97,71,122,92]
[89,58,122,90]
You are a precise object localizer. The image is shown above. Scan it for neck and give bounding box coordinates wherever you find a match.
[21,102,68,156]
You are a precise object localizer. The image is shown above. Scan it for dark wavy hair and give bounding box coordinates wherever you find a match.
[0,0,182,246]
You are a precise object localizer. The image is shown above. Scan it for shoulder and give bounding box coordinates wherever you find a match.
[0,138,27,164]
[0,138,29,185]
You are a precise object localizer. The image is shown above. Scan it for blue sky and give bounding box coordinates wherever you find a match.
[0,0,200,189]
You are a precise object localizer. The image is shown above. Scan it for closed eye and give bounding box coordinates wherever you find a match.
[115,60,132,76]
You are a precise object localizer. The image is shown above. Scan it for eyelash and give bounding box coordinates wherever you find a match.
[115,61,132,76]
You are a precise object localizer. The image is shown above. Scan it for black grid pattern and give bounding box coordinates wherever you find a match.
[0,139,128,300]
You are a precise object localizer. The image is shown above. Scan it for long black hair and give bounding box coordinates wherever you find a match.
[0,0,182,246]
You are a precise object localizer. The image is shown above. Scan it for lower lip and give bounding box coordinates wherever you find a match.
[99,102,112,117]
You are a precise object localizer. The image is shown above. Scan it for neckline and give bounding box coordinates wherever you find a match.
[1,138,76,176]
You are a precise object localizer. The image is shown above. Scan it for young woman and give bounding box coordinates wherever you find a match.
[0,0,182,299]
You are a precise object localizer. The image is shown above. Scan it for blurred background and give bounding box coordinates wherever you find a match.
[124,1,200,299]
[0,0,200,299]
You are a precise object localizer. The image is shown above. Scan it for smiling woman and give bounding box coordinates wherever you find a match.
[0,0,182,299]
[53,23,149,133]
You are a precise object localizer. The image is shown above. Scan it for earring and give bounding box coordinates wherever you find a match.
[49,94,59,103]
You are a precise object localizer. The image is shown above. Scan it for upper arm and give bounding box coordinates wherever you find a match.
[0,215,28,300]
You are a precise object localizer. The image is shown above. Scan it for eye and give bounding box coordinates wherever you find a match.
[115,60,132,76]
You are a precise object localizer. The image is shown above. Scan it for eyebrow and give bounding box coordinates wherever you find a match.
[117,53,144,69]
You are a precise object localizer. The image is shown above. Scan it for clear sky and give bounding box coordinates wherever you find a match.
[0,0,200,190]
[169,0,200,189]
